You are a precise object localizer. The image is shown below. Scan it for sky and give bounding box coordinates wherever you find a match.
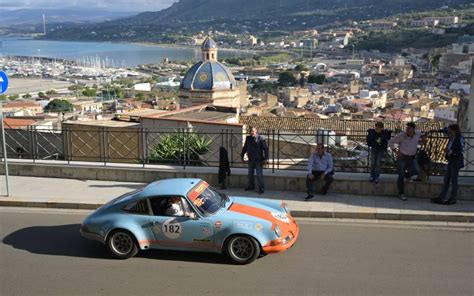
[0,0,177,12]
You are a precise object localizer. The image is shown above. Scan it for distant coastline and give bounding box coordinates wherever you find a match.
[0,37,255,67]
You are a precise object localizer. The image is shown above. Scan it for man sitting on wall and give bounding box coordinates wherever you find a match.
[305,143,334,201]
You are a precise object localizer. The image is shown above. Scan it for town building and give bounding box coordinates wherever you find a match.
[178,37,249,108]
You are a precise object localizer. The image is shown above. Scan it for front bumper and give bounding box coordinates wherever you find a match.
[262,217,299,254]
[80,224,105,244]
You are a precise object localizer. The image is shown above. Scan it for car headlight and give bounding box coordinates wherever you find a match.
[274,225,281,237]
[281,202,290,214]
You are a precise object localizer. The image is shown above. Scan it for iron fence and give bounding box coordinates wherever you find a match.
[1,126,473,176]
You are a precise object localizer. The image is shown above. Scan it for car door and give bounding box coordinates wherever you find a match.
[148,195,215,252]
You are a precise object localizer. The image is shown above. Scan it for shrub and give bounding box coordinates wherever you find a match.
[149,132,212,165]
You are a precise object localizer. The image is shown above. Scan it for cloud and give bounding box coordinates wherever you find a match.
[0,0,177,12]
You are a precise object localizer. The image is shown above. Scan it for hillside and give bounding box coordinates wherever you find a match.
[41,0,472,42]
[121,0,470,25]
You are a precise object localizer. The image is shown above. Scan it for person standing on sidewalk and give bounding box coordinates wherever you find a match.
[388,122,424,201]
[241,127,269,194]
[366,122,392,184]
[305,143,334,201]
[432,124,465,205]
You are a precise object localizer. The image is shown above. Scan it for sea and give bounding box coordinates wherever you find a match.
[0,37,253,68]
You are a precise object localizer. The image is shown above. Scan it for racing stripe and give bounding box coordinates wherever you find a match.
[229,203,294,234]
[229,203,278,224]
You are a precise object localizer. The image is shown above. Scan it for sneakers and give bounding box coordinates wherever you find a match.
[244,187,255,191]
[374,179,379,184]
[399,194,407,201]
[304,195,314,201]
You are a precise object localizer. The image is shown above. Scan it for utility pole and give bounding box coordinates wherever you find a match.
[0,101,9,196]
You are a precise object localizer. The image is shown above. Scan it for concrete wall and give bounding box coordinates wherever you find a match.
[2,162,473,200]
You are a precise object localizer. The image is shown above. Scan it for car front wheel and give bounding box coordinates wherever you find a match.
[226,235,260,265]
[107,229,138,259]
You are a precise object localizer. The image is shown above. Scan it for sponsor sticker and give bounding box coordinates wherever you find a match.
[214,221,223,229]
[193,239,211,243]
[255,223,263,231]
[202,227,212,236]
[234,222,252,229]
[271,212,290,223]
[188,181,208,201]
[162,218,182,239]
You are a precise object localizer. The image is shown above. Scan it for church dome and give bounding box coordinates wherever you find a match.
[180,60,236,91]
[201,37,217,49]
[180,37,236,91]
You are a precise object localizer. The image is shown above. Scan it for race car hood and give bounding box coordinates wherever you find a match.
[224,196,293,227]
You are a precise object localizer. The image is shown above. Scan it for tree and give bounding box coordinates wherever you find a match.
[68,84,84,91]
[136,93,146,100]
[278,71,297,87]
[22,93,32,99]
[44,99,73,113]
[38,92,46,98]
[308,74,326,85]
[8,94,19,100]
[0,94,7,100]
[115,87,125,99]
[294,64,308,71]
[46,89,58,96]
[82,87,97,97]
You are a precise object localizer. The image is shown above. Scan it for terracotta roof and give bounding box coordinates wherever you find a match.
[3,118,37,129]
[3,102,41,108]
[240,116,444,134]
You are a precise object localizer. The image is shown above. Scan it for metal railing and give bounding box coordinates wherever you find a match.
[1,126,473,176]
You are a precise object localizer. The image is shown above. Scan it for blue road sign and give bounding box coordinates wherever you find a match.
[0,71,9,94]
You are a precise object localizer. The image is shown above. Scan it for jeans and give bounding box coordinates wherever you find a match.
[370,149,384,180]
[306,170,333,195]
[248,160,264,190]
[397,155,418,195]
[439,161,460,200]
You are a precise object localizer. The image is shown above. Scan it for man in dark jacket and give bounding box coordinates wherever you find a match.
[366,122,392,184]
[432,124,465,205]
[241,127,269,194]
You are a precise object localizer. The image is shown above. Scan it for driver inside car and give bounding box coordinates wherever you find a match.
[164,196,185,217]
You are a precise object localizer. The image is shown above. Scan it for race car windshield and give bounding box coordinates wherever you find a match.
[188,183,226,216]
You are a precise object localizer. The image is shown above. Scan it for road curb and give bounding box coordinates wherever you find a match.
[1,200,472,223]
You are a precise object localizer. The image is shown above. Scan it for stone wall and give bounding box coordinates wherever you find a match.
[2,162,472,200]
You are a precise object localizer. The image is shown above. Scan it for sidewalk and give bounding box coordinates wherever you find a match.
[0,176,473,223]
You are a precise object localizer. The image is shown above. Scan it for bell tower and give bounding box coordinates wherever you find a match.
[201,37,218,62]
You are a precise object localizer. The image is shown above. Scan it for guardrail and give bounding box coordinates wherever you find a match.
[1,126,473,176]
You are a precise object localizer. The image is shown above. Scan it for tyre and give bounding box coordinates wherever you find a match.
[106,229,138,259]
[226,235,260,265]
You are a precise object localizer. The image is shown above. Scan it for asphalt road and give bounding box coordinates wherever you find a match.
[0,208,473,296]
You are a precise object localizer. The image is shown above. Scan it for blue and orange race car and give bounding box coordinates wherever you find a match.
[80,178,299,264]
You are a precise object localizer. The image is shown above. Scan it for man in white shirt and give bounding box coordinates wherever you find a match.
[388,122,424,201]
[305,143,334,201]
[165,196,185,216]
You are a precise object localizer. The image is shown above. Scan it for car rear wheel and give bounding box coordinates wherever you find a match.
[226,235,260,265]
[107,229,138,259]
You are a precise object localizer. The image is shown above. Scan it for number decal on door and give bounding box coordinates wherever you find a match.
[162,218,182,239]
